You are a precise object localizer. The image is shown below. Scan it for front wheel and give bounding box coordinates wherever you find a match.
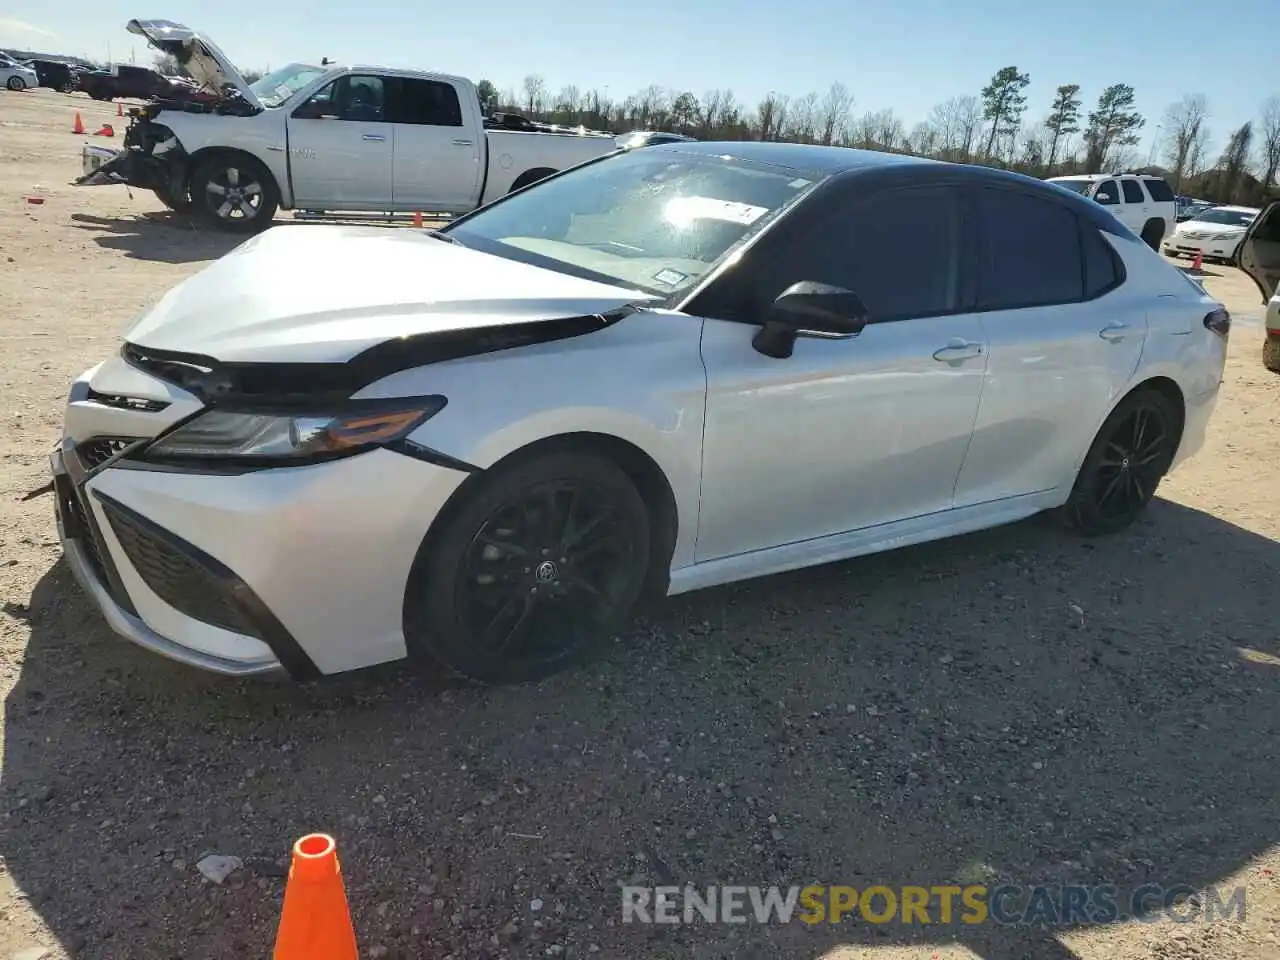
[189,154,279,233]
[1060,390,1179,536]
[6,76,25,91]
[404,451,653,685]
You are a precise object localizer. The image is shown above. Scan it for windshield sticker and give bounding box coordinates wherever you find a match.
[788,178,812,189]
[276,85,294,101]
[664,195,769,227]
[653,268,688,287]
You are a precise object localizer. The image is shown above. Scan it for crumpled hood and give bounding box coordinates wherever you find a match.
[126,19,261,109]
[124,225,657,363]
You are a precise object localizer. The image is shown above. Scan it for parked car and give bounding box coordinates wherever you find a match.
[1236,200,1280,372]
[1046,173,1177,250]
[615,131,697,149]
[77,62,204,101]
[74,19,621,232]
[1161,205,1259,263]
[26,58,84,92]
[49,142,1228,683]
[0,52,39,91]
[1175,196,1214,222]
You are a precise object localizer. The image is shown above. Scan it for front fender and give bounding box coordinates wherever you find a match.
[157,111,293,207]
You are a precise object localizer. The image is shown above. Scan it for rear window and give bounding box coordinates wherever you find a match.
[1144,178,1174,202]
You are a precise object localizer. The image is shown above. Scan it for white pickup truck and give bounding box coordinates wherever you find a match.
[75,19,620,232]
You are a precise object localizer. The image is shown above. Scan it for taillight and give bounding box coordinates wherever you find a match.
[1204,308,1230,339]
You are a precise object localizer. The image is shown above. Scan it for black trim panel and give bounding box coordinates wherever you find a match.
[91,491,322,680]
[388,439,481,473]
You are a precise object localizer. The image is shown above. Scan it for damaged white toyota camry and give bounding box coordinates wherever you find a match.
[50,142,1229,684]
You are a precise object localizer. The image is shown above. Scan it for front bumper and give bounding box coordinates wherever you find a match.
[50,432,471,680]
[1162,235,1242,260]
[79,144,123,182]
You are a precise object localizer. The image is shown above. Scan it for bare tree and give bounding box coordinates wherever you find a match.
[1161,94,1210,192]
[1258,95,1280,191]
[817,82,854,146]
[909,121,938,156]
[786,92,819,143]
[927,96,978,159]
[522,74,547,116]
[756,92,785,142]
[1217,122,1254,204]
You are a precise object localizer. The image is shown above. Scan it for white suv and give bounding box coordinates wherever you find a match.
[1047,173,1177,250]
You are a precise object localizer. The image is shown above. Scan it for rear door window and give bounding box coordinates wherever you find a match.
[1121,179,1146,204]
[389,77,464,127]
[976,188,1084,309]
[1144,178,1175,202]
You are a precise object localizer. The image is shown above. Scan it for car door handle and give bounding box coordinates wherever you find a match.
[451,138,474,146]
[1099,322,1129,342]
[932,339,984,363]
[362,134,386,142]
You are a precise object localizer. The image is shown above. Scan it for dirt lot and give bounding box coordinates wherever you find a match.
[1,87,1278,960]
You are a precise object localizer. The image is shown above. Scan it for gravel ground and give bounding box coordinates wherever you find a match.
[1,88,1279,960]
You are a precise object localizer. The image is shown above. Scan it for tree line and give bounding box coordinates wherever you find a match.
[478,70,1280,207]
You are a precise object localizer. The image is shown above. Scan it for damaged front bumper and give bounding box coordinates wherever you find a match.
[72,117,188,195]
[77,143,125,185]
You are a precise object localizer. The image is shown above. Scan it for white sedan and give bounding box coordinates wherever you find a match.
[48,142,1229,684]
[1162,205,1260,262]
[0,53,39,91]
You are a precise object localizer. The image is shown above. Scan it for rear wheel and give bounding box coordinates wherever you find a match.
[189,154,279,233]
[404,451,652,685]
[1061,390,1179,536]
[1140,219,1165,251]
[509,167,557,193]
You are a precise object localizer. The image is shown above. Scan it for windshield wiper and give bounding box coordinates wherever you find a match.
[428,230,464,247]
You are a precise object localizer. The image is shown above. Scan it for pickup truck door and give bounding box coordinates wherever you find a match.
[287,74,393,209]
[388,77,483,213]
[1237,200,1280,304]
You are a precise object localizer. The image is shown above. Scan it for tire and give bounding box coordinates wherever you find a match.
[1060,389,1180,536]
[1263,337,1280,374]
[6,76,25,91]
[153,184,192,213]
[509,167,557,193]
[404,451,653,685]
[1140,219,1164,251]
[189,153,279,233]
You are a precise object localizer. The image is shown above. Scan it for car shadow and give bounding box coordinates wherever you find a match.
[70,212,249,264]
[2,498,1276,959]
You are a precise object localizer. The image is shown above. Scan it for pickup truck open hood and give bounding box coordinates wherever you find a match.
[126,19,262,110]
[123,225,658,366]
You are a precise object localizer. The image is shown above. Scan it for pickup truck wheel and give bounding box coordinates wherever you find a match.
[509,168,557,193]
[190,154,279,233]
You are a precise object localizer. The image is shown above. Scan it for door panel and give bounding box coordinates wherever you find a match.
[1238,200,1280,304]
[389,77,482,212]
[953,301,1146,506]
[696,316,988,562]
[953,186,1147,506]
[288,75,393,209]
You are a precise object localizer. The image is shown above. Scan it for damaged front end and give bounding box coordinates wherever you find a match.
[73,107,189,197]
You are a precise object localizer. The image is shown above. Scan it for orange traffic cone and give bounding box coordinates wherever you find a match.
[94,123,114,137]
[116,101,123,117]
[72,111,85,134]
[412,211,423,228]
[1191,251,1203,271]
[272,834,358,960]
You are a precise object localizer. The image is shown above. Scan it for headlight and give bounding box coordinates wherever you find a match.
[142,398,447,464]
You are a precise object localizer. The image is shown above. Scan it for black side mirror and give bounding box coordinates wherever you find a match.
[293,100,336,120]
[752,281,869,359]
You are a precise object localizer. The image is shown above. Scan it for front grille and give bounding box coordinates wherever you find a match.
[54,469,135,614]
[77,437,141,469]
[98,498,257,637]
[86,389,170,413]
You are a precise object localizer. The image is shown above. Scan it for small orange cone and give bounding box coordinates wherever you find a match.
[1191,251,1203,271]
[94,123,114,137]
[412,211,423,228]
[272,834,358,960]
[72,111,85,134]
[116,101,123,117]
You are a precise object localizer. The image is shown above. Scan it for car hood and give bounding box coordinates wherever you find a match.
[123,225,660,363]
[126,19,261,110]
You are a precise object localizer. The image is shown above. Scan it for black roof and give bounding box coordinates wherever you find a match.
[649,139,933,175]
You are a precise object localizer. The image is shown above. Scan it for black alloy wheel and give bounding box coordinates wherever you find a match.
[406,452,652,684]
[1063,390,1178,535]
